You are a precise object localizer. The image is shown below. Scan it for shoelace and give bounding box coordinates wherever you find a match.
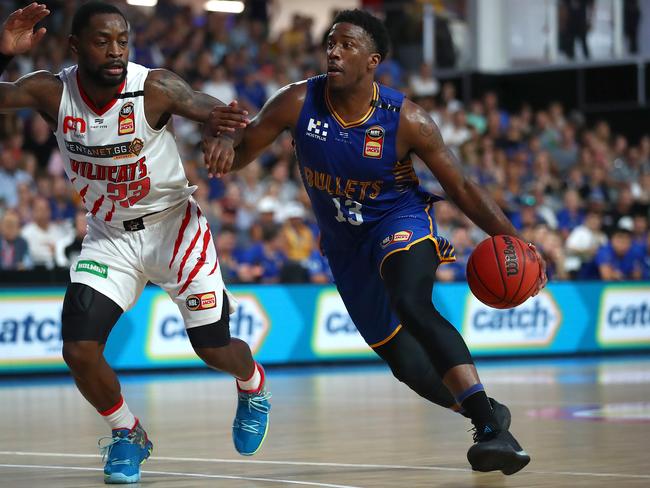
[234,391,272,434]
[98,432,136,463]
[469,423,498,443]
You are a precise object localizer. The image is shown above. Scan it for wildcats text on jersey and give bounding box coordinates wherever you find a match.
[70,157,147,183]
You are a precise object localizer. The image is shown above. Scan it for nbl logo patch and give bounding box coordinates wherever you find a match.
[363,125,384,158]
[118,102,135,135]
[186,292,217,311]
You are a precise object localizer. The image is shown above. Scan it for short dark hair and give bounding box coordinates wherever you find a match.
[71,1,128,37]
[331,9,390,60]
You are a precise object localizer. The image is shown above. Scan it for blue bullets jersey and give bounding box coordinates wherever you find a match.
[294,75,439,248]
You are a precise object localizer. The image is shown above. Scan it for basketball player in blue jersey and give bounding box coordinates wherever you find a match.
[204,9,547,475]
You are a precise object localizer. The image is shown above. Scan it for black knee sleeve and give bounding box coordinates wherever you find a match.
[186,291,232,348]
[382,240,474,375]
[61,283,122,344]
[374,328,457,408]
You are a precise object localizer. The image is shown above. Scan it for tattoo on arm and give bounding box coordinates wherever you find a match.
[151,70,222,122]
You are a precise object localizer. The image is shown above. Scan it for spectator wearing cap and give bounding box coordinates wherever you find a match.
[594,225,643,280]
[21,196,71,269]
[280,201,314,262]
[0,209,31,270]
[565,210,608,278]
[256,195,279,227]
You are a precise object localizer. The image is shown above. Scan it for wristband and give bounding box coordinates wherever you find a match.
[0,53,14,75]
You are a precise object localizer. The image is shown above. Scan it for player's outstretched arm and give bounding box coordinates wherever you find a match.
[203,82,306,177]
[400,98,547,290]
[144,68,249,125]
[0,3,58,114]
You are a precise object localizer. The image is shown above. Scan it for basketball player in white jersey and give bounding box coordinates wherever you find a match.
[0,3,270,483]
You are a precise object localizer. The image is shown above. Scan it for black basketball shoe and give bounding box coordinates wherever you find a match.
[467,423,530,475]
[489,397,511,431]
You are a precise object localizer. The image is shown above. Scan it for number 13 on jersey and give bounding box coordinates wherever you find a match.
[333,197,363,226]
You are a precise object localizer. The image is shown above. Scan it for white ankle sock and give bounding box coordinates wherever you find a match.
[236,363,262,392]
[100,396,136,431]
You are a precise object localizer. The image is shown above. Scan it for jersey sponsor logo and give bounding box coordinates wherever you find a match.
[90,117,108,130]
[75,260,108,278]
[118,102,135,135]
[380,230,413,249]
[306,117,328,141]
[63,116,86,135]
[597,287,650,346]
[70,156,148,183]
[64,138,145,159]
[302,166,383,202]
[185,292,217,311]
[363,125,384,158]
[334,130,352,144]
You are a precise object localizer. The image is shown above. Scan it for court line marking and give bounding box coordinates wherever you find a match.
[0,463,362,488]
[1,451,649,480]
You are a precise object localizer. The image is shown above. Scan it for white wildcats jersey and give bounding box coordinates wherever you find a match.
[55,62,195,226]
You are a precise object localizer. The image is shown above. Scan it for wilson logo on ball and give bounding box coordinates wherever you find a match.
[502,236,519,276]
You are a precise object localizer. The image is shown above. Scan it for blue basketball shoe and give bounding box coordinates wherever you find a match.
[99,419,153,484]
[232,365,271,456]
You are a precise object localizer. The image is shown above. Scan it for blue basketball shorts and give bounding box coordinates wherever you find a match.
[323,203,456,347]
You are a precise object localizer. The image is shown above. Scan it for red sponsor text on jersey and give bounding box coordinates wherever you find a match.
[70,156,148,182]
[63,116,86,134]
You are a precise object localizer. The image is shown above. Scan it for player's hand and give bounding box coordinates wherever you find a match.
[0,3,49,56]
[208,100,249,134]
[528,243,548,296]
[202,134,235,178]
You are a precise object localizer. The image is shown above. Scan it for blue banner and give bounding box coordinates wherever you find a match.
[0,282,648,374]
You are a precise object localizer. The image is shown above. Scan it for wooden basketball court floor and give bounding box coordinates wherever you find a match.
[1,356,649,487]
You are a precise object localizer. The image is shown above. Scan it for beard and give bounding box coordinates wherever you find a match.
[81,62,127,87]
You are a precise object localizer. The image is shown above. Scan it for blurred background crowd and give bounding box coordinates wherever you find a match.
[0,0,648,284]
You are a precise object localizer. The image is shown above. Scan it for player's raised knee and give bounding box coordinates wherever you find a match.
[62,341,102,371]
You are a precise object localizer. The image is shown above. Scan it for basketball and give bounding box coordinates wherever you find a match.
[466,235,540,309]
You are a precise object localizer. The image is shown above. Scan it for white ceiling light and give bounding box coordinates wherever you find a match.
[127,0,158,6]
[204,1,245,14]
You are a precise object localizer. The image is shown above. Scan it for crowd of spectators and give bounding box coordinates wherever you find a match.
[0,0,648,284]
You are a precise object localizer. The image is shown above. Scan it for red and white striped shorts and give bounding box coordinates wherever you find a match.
[70,196,234,328]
